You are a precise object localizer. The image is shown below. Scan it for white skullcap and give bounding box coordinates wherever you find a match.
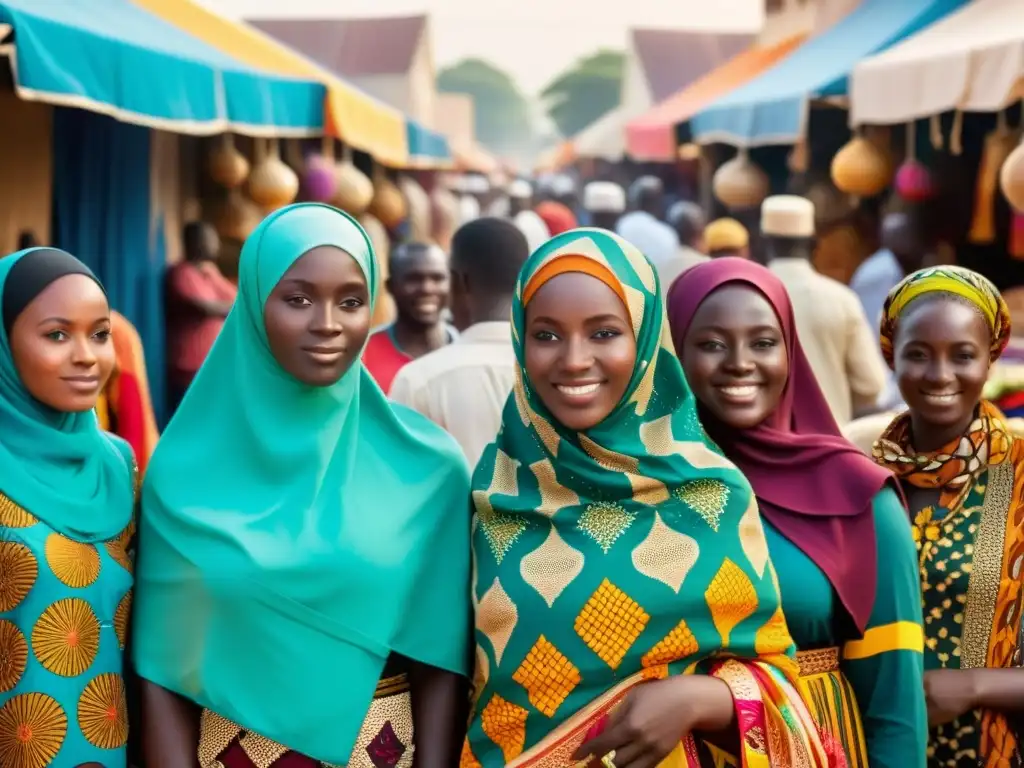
[761,195,815,238]
[458,194,481,224]
[549,174,576,197]
[462,174,490,195]
[583,181,626,213]
[507,179,532,199]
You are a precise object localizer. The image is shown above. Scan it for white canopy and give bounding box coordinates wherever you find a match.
[850,0,1024,126]
[572,106,628,162]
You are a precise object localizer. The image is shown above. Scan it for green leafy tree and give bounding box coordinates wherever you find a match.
[541,50,625,138]
[437,59,533,154]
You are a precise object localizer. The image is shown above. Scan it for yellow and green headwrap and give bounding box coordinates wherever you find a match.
[880,265,1011,368]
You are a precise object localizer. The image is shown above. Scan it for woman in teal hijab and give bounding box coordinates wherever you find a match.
[134,204,473,768]
[0,247,136,767]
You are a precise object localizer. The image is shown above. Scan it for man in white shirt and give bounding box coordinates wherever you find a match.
[762,195,887,425]
[390,217,528,468]
[507,179,550,253]
[616,176,679,283]
[662,200,709,294]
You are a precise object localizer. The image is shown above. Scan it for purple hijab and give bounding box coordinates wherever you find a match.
[666,258,897,634]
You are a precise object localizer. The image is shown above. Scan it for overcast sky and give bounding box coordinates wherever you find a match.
[201,0,763,94]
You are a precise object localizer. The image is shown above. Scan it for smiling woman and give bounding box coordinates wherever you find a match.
[463,230,838,768]
[0,247,136,768]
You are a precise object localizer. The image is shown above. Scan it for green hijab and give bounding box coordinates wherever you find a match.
[134,204,472,764]
[0,247,133,542]
[466,229,794,764]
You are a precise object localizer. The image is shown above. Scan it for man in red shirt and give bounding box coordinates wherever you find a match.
[362,241,457,393]
[165,222,236,411]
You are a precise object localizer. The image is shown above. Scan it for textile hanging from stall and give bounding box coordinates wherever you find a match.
[52,107,167,426]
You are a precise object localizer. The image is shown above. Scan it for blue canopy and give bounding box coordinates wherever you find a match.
[406,120,453,168]
[689,0,968,147]
[0,0,325,135]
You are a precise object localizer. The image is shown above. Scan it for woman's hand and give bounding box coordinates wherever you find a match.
[924,669,978,726]
[572,675,734,768]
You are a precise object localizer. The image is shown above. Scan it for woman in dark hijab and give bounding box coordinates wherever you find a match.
[667,257,926,768]
[0,247,136,766]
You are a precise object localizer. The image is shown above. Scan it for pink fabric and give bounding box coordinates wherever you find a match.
[167,261,237,379]
[666,257,897,633]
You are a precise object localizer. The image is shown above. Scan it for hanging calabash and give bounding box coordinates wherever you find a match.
[333,146,374,215]
[830,135,892,198]
[302,138,338,204]
[1000,137,1024,213]
[712,151,770,209]
[430,186,459,251]
[359,212,396,328]
[248,139,300,213]
[894,159,936,203]
[399,175,431,241]
[211,191,262,243]
[368,172,408,230]
[207,134,250,189]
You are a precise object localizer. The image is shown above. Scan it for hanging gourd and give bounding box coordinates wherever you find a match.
[207,134,250,189]
[893,122,936,203]
[831,132,891,198]
[712,150,770,209]
[333,145,374,215]
[1000,136,1024,214]
[302,136,339,204]
[430,185,459,251]
[368,165,408,230]
[399,175,431,241]
[787,140,809,174]
[359,212,396,327]
[248,139,300,213]
[212,190,262,243]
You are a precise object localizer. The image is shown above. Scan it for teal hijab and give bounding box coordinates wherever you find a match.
[0,248,133,542]
[134,204,472,763]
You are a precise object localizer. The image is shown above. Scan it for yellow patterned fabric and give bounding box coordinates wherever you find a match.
[463,228,831,767]
[879,265,1011,368]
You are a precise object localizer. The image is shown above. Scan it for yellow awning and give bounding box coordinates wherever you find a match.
[133,0,409,166]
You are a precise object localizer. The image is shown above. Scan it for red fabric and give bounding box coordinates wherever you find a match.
[108,311,160,474]
[534,201,578,236]
[167,261,237,377]
[666,257,897,633]
[362,328,411,394]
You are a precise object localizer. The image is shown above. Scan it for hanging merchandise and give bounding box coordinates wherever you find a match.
[207,134,250,189]
[787,139,809,175]
[332,145,374,216]
[399,175,431,242]
[368,166,408,230]
[830,132,891,198]
[999,102,1024,214]
[302,137,339,204]
[970,111,1018,244]
[430,185,460,251]
[211,190,262,243]
[712,149,770,209]
[893,122,936,203]
[248,139,300,213]
[359,212,396,328]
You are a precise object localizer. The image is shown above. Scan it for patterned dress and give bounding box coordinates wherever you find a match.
[0,491,134,768]
[198,656,414,768]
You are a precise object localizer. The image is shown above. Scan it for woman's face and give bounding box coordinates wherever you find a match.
[263,246,372,386]
[894,296,990,439]
[680,284,789,429]
[9,274,115,412]
[524,272,636,431]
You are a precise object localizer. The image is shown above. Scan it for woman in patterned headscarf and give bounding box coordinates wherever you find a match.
[873,265,1024,767]
[462,228,839,768]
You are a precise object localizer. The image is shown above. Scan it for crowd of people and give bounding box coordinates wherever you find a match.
[1,177,1023,768]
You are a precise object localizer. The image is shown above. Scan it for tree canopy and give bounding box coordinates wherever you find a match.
[541,50,625,139]
[437,59,533,154]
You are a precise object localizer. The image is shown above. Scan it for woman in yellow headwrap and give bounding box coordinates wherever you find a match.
[873,266,1024,767]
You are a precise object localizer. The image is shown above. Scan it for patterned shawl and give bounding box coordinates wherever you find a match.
[463,229,834,768]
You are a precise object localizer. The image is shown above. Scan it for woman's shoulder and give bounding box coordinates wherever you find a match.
[387,400,471,480]
[102,433,138,488]
[870,485,914,549]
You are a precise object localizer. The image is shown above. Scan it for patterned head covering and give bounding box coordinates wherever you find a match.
[880,265,1011,368]
[465,228,814,766]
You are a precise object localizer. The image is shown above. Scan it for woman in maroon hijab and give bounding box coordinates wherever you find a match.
[667,257,926,768]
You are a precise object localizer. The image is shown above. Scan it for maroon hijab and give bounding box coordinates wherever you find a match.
[666,258,897,634]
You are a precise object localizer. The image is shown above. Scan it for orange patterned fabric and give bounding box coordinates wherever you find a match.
[873,401,1011,510]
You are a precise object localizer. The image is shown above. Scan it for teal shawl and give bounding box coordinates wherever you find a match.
[464,229,797,765]
[133,204,472,763]
[0,248,133,542]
